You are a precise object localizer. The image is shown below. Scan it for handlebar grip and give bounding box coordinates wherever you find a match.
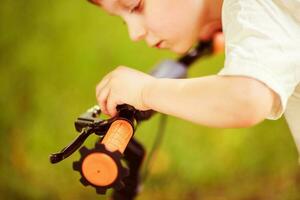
[101,119,134,153]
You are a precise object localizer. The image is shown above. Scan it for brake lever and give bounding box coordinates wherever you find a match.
[50,127,94,164]
[49,104,142,164]
[49,106,117,164]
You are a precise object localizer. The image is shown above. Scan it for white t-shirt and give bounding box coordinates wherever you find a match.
[219,0,300,159]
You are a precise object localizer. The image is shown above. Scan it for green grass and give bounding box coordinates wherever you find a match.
[1,0,300,199]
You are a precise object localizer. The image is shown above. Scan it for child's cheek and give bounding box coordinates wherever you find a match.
[145,17,179,48]
[144,0,203,53]
[144,0,181,33]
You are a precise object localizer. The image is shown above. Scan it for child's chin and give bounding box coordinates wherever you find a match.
[171,45,192,55]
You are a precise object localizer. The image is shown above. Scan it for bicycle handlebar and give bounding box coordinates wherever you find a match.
[49,35,224,198]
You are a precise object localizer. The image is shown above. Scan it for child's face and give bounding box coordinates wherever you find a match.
[90,0,207,54]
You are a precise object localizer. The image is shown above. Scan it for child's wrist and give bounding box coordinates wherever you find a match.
[141,77,157,110]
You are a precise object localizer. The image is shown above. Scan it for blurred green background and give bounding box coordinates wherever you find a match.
[1,0,300,199]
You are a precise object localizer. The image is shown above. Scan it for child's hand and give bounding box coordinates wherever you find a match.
[96,66,156,117]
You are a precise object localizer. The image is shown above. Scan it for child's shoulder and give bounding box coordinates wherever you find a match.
[222,0,300,40]
[220,0,300,121]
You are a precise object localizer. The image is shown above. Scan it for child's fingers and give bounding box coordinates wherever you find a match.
[96,86,111,115]
[96,73,112,98]
[96,79,111,102]
[106,94,118,117]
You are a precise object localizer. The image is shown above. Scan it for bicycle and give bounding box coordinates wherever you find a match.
[49,35,223,200]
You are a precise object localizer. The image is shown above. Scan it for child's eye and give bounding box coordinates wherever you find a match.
[130,0,143,13]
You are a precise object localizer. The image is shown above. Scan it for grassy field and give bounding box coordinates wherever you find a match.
[1,0,300,199]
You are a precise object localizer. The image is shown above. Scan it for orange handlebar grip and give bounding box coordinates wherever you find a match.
[101,119,134,153]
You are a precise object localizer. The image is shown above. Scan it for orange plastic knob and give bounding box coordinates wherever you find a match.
[82,152,118,186]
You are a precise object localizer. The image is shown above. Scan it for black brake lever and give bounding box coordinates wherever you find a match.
[50,127,94,164]
[50,106,114,164]
[49,104,141,164]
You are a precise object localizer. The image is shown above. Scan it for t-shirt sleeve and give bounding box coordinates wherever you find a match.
[219,0,300,120]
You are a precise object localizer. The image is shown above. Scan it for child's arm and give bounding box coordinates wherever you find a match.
[142,75,277,128]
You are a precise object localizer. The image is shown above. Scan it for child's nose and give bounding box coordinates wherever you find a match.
[126,18,147,42]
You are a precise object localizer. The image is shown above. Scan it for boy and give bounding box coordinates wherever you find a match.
[90,0,300,160]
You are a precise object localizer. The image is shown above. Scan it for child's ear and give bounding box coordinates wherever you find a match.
[213,32,225,54]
